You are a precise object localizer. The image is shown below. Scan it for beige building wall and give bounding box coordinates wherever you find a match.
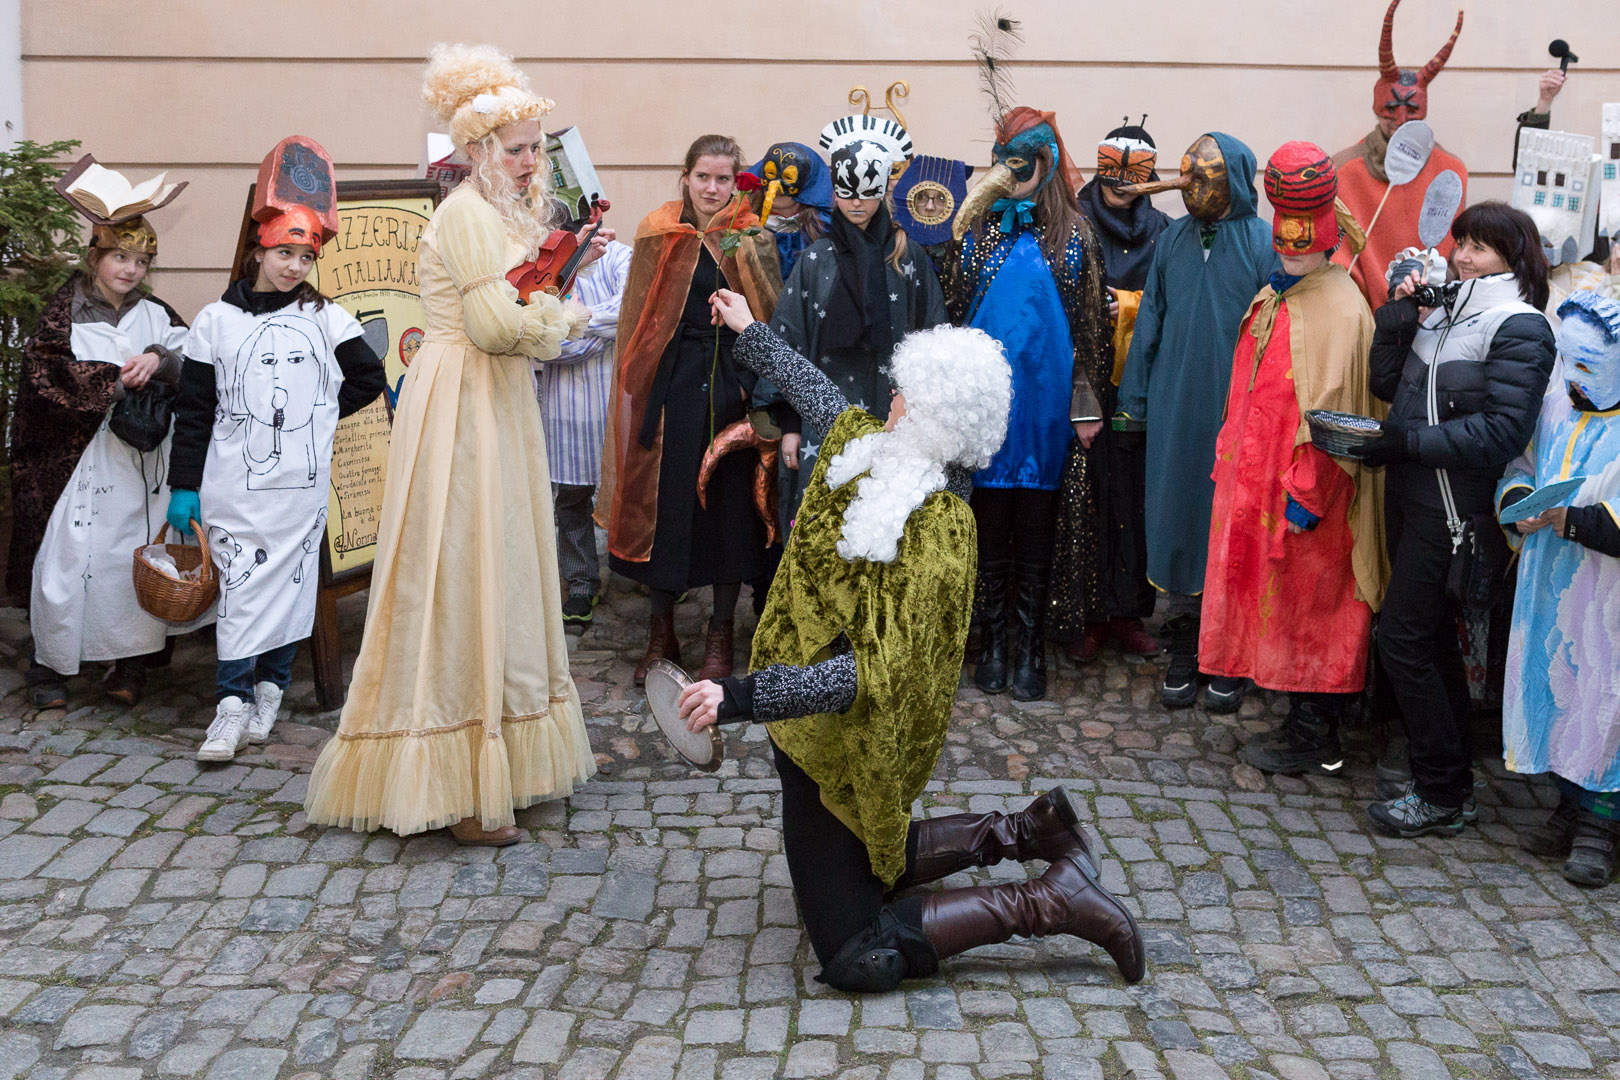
[20,0,1620,319]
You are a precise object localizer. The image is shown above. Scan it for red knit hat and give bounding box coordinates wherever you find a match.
[1265,142,1340,255]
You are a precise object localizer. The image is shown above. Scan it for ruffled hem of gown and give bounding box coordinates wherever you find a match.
[302,689,596,836]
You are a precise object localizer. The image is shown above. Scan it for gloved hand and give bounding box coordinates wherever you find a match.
[166,489,201,536]
[1348,420,1412,469]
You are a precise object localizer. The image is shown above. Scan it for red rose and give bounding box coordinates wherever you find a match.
[735,172,764,193]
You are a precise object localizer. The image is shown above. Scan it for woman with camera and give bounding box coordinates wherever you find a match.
[1351,201,1556,838]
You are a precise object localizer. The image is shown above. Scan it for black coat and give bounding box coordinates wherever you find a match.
[607,247,767,593]
[1370,294,1556,510]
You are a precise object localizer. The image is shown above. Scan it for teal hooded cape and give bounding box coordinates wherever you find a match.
[1116,132,1280,596]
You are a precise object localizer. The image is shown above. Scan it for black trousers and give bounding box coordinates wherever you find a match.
[972,487,1057,570]
[772,740,921,966]
[1375,492,1474,808]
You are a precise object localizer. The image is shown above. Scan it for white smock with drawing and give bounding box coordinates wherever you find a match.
[32,300,201,674]
[184,298,361,661]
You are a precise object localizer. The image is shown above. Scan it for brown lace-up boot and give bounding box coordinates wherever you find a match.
[893,787,1092,891]
[919,847,1146,984]
[696,619,735,681]
[634,610,680,686]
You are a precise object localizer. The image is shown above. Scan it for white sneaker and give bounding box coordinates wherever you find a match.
[198,696,252,761]
[247,681,283,744]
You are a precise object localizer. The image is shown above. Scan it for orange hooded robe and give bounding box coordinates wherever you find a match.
[597,199,780,563]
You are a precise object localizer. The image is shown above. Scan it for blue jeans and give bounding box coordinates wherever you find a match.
[217,642,298,703]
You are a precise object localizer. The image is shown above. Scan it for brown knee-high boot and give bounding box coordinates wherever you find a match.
[892,787,1093,891]
[634,610,681,686]
[919,848,1146,983]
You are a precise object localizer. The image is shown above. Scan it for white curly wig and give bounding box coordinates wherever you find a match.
[824,325,1012,563]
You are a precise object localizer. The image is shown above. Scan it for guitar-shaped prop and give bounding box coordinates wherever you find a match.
[506,196,611,304]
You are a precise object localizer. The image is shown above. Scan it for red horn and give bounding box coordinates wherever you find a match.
[1378,0,1401,81]
[1418,10,1465,87]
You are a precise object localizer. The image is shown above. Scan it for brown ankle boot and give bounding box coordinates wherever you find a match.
[893,787,1093,891]
[919,848,1146,983]
[696,619,734,681]
[634,610,680,686]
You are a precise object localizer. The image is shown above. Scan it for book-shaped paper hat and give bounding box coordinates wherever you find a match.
[252,136,338,245]
[54,155,187,226]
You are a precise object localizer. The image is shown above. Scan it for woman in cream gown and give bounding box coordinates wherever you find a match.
[305,44,596,843]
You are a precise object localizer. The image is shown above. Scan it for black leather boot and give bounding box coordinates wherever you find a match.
[973,557,1011,693]
[892,787,1093,891]
[1010,561,1049,702]
[920,848,1146,983]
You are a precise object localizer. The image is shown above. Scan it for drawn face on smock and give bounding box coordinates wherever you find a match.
[228,315,330,489]
[240,318,325,432]
[1558,310,1620,410]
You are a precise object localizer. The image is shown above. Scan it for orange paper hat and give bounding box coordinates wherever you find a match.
[252,136,338,246]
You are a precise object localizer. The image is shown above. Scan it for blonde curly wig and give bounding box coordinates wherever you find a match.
[824,325,1012,563]
[422,43,554,149]
[423,43,557,258]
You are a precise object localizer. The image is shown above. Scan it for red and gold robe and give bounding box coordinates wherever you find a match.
[1199,264,1388,694]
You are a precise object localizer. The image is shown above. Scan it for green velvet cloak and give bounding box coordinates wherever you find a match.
[755,407,977,886]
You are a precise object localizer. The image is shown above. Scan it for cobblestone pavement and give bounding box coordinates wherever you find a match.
[0,580,1615,1080]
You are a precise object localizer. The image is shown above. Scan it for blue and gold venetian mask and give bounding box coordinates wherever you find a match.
[993,122,1059,194]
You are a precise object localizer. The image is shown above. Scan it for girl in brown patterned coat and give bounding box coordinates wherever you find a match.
[10,216,189,707]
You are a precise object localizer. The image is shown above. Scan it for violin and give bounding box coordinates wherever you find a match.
[507,196,611,304]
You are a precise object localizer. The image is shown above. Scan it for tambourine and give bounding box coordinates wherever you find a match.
[644,659,724,772]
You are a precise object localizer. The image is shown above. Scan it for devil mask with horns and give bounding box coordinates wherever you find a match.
[1372,0,1464,132]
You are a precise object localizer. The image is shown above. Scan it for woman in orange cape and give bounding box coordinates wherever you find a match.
[597,135,780,684]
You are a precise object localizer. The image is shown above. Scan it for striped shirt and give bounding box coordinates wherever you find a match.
[537,240,632,486]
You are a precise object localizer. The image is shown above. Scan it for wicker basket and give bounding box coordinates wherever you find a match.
[1305,409,1383,459]
[132,521,219,623]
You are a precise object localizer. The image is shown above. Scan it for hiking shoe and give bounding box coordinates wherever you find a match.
[1563,810,1620,887]
[1159,615,1199,709]
[1374,775,1410,801]
[562,594,597,625]
[197,697,252,762]
[105,661,147,707]
[1376,780,1480,823]
[1521,791,1580,858]
[1367,789,1465,838]
[1241,704,1343,776]
[29,679,67,709]
[247,682,283,745]
[1204,676,1249,715]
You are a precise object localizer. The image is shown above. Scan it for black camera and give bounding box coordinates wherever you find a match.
[1388,255,1460,309]
[1413,281,1461,309]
